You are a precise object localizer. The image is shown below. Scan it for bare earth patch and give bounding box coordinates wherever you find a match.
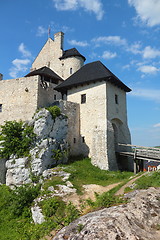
[63,182,121,208]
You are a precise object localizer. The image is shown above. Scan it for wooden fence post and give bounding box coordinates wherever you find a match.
[134,147,137,174]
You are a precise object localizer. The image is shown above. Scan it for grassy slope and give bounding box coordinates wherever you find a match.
[0,158,159,240]
[61,158,134,194]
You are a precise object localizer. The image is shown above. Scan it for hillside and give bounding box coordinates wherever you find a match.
[0,157,160,240]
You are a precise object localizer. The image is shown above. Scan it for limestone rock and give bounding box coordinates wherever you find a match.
[4,108,68,186]
[31,205,45,224]
[6,158,31,186]
[33,108,53,139]
[53,187,160,240]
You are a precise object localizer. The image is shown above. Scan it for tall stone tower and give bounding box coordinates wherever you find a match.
[31,32,86,80]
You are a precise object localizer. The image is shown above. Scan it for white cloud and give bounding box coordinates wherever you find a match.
[18,43,32,57]
[128,0,160,27]
[9,59,31,78]
[127,42,142,54]
[53,0,77,10]
[154,123,160,128]
[137,65,159,74]
[68,39,89,47]
[79,0,104,20]
[122,64,130,70]
[52,0,104,20]
[129,88,160,102]
[143,46,160,59]
[36,26,48,37]
[101,51,117,60]
[92,35,127,46]
[9,43,32,78]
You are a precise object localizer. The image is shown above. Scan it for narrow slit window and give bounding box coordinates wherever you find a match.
[115,94,118,104]
[81,94,86,104]
[0,104,2,112]
[54,94,57,100]
[70,68,73,75]
[73,138,76,144]
[82,136,85,143]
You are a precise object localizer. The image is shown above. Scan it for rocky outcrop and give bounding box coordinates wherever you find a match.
[53,187,160,240]
[31,168,76,224]
[5,108,68,186]
[6,157,31,186]
[31,205,45,224]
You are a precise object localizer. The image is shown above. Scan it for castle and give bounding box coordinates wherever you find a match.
[0,32,132,171]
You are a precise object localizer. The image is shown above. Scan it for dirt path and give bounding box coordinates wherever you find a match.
[115,173,146,196]
[45,174,148,240]
[64,182,121,208]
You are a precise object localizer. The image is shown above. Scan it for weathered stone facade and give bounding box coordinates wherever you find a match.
[0,76,61,126]
[32,32,84,80]
[67,81,132,170]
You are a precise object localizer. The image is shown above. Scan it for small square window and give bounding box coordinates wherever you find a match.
[81,94,86,104]
[0,104,2,112]
[115,94,118,104]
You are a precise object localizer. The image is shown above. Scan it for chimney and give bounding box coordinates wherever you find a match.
[0,73,3,81]
[54,32,64,50]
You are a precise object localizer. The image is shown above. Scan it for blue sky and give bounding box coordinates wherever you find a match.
[1,0,160,147]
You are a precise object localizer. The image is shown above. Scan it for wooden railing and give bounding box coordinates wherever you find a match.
[117,143,160,173]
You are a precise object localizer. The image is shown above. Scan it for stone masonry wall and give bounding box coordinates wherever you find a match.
[0,76,62,126]
[31,33,84,80]
[67,81,108,169]
[37,80,62,108]
[32,37,64,78]
[61,56,84,79]
[106,83,132,171]
[55,100,81,156]
[0,76,39,126]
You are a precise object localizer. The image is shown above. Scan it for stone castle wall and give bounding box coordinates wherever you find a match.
[0,76,39,126]
[0,76,61,126]
[61,56,84,79]
[56,100,81,156]
[67,81,132,171]
[67,81,108,169]
[106,83,132,170]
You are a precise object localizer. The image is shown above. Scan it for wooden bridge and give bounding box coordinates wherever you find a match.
[117,143,160,174]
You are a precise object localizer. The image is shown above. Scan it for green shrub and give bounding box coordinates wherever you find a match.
[10,185,40,217]
[46,106,61,120]
[0,121,36,159]
[41,197,65,218]
[40,197,80,228]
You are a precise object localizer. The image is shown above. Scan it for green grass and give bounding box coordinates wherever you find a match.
[61,158,134,194]
[42,176,65,192]
[0,184,79,240]
[2,157,159,240]
[134,171,160,189]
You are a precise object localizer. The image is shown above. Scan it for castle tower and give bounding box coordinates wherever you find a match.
[31,32,85,80]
